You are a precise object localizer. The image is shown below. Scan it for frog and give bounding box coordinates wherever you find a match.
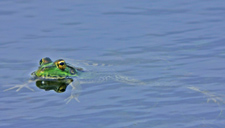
[5,57,150,103]
[4,57,225,105]
[4,57,84,103]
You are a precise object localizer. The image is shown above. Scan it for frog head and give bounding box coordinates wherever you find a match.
[32,57,77,79]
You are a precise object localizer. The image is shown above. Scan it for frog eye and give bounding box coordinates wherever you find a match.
[39,57,52,65]
[56,60,66,70]
[39,59,43,65]
[59,62,65,65]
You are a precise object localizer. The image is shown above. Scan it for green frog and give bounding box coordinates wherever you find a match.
[4,57,85,103]
[4,57,224,105]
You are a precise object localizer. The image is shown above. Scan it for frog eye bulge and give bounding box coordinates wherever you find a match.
[39,57,52,65]
[39,59,43,65]
[56,60,66,70]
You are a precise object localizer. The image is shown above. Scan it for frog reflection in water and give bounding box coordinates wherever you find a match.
[5,57,85,103]
[35,79,73,93]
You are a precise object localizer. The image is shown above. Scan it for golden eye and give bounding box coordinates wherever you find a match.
[57,60,66,70]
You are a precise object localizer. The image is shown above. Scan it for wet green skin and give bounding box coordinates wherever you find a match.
[31,59,82,80]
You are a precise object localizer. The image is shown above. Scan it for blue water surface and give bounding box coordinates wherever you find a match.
[1,0,225,128]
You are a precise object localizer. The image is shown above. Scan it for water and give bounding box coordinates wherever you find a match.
[1,0,225,127]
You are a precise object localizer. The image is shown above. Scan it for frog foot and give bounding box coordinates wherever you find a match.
[64,94,80,104]
[64,80,81,104]
[187,86,225,104]
[206,96,225,104]
[4,83,34,92]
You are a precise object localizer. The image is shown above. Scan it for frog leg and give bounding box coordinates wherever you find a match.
[187,86,225,104]
[113,74,147,86]
[64,79,81,104]
[78,73,146,86]
[4,80,34,92]
[187,86,225,117]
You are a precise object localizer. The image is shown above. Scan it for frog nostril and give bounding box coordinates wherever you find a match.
[70,69,76,75]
